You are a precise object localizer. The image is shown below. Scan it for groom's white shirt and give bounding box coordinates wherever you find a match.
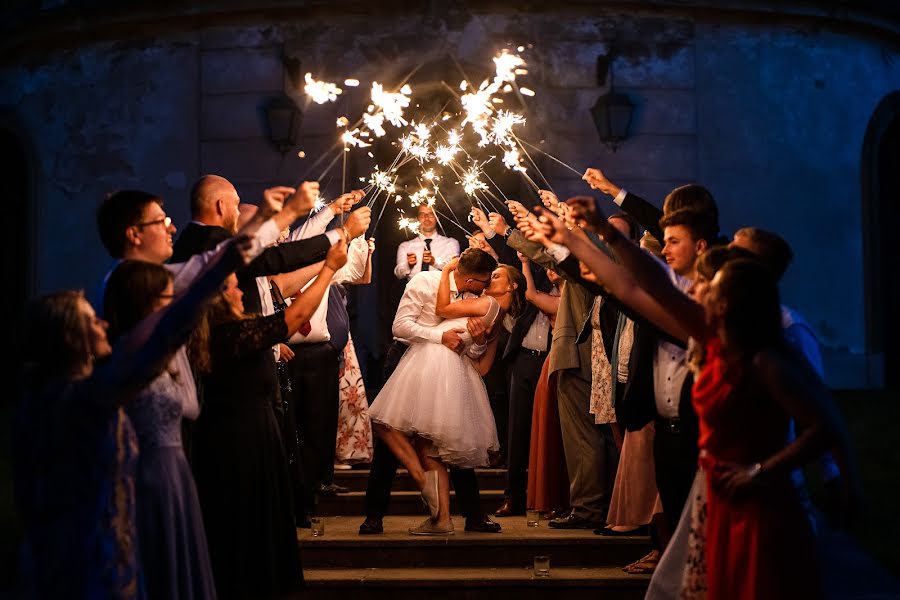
[392,270,486,357]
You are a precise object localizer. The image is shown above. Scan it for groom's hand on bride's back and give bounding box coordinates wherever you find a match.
[441,328,467,354]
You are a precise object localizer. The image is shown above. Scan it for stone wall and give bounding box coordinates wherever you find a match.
[2,7,897,387]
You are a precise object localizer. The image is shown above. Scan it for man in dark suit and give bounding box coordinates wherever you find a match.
[471,207,554,516]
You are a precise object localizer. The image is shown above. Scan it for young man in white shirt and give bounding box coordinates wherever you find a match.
[394,205,460,281]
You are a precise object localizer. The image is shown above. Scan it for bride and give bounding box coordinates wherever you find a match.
[368,258,525,534]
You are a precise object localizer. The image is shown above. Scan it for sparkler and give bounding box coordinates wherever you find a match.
[304,73,343,104]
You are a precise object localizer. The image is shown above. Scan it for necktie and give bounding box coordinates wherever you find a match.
[424,238,433,271]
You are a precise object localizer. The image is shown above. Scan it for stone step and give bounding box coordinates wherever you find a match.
[299,516,651,569]
[301,566,649,599]
[332,467,508,493]
[315,490,506,516]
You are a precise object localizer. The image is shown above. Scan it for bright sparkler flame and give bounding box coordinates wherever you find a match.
[519,87,536,97]
[369,169,396,194]
[502,148,527,172]
[371,82,411,128]
[423,169,437,181]
[398,216,421,235]
[304,73,343,104]
[461,165,489,196]
[413,121,432,141]
[434,144,458,166]
[493,50,526,83]
[490,110,526,148]
[363,112,387,137]
[342,128,371,148]
[409,188,435,207]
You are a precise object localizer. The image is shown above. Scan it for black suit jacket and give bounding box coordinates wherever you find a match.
[615,318,698,438]
[620,192,664,244]
[171,222,332,314]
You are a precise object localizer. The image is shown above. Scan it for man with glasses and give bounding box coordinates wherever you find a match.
[393,204,460,282]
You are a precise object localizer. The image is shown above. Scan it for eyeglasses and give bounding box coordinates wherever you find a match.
[137,216,172,229]
[466,276,490,286]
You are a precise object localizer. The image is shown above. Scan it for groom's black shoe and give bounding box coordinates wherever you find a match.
[465,514,502,533]
[359,516,384,535]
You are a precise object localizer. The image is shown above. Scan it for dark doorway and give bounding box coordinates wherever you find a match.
[862,92,900,390]
[0,120,34,595]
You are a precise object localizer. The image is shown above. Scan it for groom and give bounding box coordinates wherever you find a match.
[360,247,502,534]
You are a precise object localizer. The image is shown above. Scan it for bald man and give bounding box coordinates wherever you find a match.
[172,174,369,315]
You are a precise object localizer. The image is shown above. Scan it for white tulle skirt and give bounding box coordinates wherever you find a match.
[368,329,499,468]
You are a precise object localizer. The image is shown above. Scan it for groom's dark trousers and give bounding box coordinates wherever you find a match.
[364,340,484,519]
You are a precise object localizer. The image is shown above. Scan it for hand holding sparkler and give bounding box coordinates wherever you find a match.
[331,189,366,215]
[260,186,296,219]
[343,206,372,239]
[470,207,491,235]
[367,238,376,254]
[284,181,321,217]
[487,212,509,237]
[324,237,349,271]
[538,190,561,213]
[565,195,607,231]
[505,200,530,220]
[582,168,622,198]
[530,206,574,247]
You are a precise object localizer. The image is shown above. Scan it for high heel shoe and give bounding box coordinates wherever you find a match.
[420,470,440,519]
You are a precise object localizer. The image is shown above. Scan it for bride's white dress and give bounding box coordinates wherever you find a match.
[368,297,501,468]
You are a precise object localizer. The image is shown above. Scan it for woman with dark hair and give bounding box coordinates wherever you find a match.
[190,240,347,599]
[367,259,525,534]
[14,239,250,600]
[527,201,856,600]
[103,260,216,600]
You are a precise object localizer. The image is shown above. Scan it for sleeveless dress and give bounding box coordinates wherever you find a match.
[368,297,501,468]
[692,338,821,600]
[126,352,216,600]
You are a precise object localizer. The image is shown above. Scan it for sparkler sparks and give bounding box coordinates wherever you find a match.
[304,73,343,104]
[398,216,421,235]
[502,148,526,172]
[371,82,411,128]
[369,169,396,194]
[493,50,526,83]
[342,128,371,148]
[461,165,489,196]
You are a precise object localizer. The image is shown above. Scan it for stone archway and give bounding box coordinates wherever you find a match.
[861,91,900,390]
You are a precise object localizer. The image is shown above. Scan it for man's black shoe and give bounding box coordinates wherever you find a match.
[316,483,350,496]
[548,513,603,529]
[464,514,502,533]
[358,516,384,535]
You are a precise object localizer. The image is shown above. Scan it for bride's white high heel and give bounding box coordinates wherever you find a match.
[420,470,440,519]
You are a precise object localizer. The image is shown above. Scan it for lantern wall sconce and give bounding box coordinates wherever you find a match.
[263,95,302,154]
[589,44,635,152]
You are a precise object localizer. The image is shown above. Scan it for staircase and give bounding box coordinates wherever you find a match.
[297,467,652,598]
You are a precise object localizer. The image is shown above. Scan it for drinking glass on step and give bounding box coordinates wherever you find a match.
[526,509,540,527]
[311,517,325,537]
[533,555,550,578]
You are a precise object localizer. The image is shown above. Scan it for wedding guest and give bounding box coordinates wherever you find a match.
[190,239,348,599]
[15,236,251,600]
[541,199,856,599]
[394,204,460,281]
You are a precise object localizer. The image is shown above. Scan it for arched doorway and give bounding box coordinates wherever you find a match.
[861,92,900,390]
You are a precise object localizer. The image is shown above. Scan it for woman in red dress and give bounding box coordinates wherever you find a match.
[525,200,857,600]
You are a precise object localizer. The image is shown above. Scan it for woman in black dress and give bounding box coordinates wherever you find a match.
[191,239,347,599]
